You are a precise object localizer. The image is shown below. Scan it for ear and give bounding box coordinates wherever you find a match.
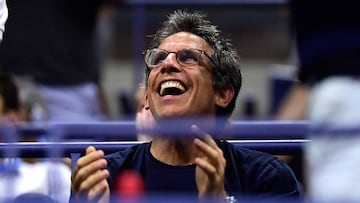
[215,86,234,108]
[144,93,150,110]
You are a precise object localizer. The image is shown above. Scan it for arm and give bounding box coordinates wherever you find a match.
[71,146,110,203]
[254,158,302,200]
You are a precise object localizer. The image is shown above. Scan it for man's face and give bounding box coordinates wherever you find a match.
[146,32,221,119]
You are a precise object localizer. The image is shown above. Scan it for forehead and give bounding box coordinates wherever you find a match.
[158,32,212,52]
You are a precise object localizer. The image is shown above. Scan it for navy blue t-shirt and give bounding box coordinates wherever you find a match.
[142,148,197,193]
[105,140,302,201]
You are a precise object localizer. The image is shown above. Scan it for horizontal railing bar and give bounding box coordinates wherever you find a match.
[8,120,308,140]
[0,139,308,157]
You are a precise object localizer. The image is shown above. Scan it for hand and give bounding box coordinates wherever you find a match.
[192,125,227,200]
[71,146,110,203]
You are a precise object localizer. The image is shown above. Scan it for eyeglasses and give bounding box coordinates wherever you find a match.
[143,48,215,69]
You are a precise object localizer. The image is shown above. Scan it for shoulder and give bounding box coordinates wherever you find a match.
[217,140,278,165]
[217,140,301,197]
[219,139,296,177]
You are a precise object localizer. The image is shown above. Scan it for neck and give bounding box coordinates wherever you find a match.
[150,136,198,166]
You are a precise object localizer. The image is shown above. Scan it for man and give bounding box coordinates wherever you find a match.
[0,0,110,122]
[290,1,360,201]
[135,84,154,142]
[71,10,301,202]
[0,72,71,203]
[0,0,7,41]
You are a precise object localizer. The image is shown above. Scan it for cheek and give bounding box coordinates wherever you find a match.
[147,69,158,87]
[147,72,157,90]
[198,72,214,90]
[192,76,216,102]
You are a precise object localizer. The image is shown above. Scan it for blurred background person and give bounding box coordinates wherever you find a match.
[290,0,360,201]
[0,71,71,203]
[0,0,117,122]
[275,76,309,192]
[276,80,309,121]
[0,0,7,41]
[135,84,154,142]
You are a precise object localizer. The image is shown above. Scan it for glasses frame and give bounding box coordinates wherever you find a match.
[143,48,216,70]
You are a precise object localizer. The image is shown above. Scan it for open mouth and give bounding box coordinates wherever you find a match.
[159,81,187,96]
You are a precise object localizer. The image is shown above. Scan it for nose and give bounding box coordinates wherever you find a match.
[160,52,181,74]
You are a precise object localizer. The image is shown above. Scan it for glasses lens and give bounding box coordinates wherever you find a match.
[147,49,168,68]
[145,49,203,68]
[177,49,199,66]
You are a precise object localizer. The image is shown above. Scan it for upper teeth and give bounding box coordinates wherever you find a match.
[160,81,186,96]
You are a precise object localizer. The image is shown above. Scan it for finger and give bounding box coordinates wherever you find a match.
[194,138,219,161]
[191,125,218,148]
[72,146,97,191]
[73,158,108,191]
[73,146,101,175]
[72,152,106,193]
[194,137,226,174]
[195,156,226,188]
[86,146,96,155]
[79,169,109,196]
[87,181,109,202]
[75,149,105,172]
[195,157,217,176]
